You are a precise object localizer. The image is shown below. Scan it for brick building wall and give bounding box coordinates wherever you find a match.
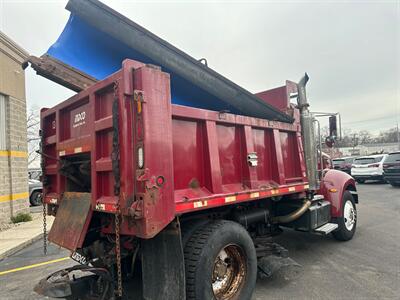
[0,31,29,224]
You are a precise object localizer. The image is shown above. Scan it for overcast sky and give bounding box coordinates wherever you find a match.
[1,0,399,134]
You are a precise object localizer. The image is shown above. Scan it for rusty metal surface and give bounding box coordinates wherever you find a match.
[48,192,92,251]
[22,54,97,92]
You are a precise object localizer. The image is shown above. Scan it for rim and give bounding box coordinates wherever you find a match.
[36,193,43,204]
[212,244,247,300]
[344,200,356,231]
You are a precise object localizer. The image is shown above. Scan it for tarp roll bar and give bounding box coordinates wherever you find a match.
[43,0,293,122]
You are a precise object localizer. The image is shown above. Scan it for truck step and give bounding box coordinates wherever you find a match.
[312,194,325,202]
[314,223,338,235]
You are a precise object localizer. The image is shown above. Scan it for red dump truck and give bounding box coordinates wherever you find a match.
[28,1,358,299]
[33,60,358,300]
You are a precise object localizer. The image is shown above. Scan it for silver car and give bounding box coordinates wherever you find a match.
[29,179,43,206]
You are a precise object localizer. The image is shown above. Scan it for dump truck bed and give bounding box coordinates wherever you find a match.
[41,60,308,248]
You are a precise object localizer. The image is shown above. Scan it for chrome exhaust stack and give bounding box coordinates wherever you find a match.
[297,73,319,191]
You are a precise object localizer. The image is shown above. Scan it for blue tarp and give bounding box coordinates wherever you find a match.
[47,14,239,113]
[43,0,293,122]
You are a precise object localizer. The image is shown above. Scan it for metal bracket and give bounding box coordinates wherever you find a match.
[247,152,258,167]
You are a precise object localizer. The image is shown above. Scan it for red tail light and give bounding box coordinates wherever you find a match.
[370,164,379,168]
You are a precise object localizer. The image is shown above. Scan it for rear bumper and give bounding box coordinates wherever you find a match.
[353,175,384,181]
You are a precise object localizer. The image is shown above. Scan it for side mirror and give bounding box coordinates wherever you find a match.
[329,116,337,138]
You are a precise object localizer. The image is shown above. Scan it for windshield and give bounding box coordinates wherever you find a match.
[332,159,345,166]
[354,158,376,165]
[384,153,400,163]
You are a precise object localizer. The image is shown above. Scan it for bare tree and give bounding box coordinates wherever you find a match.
[27,106,41,167]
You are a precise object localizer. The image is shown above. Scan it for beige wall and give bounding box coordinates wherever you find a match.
[0,31,29,224]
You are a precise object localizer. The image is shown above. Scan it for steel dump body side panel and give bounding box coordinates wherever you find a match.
[41,60,309,241]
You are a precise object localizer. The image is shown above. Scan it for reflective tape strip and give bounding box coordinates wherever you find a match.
[225,196,236,203]
[95,203,105,211]
[194,201,207,208]
[0,192,29,203]
[0,150,28,158]
[175,184,309,213]
[250,192,259,198]
[58,145,90,157]
[95,203,117,212]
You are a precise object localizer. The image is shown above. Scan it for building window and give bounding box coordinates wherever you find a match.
[0,93,7,150]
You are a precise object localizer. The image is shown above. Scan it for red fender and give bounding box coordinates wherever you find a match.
[318,169,358,218]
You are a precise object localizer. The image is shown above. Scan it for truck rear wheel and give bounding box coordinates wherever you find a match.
[184,220,257,300]
[332,191,357,241]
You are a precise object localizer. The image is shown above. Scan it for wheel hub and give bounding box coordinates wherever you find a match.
[344,200,356,231]
[212,244,247,300]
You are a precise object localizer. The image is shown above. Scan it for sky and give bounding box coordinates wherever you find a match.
[0,0,399,134]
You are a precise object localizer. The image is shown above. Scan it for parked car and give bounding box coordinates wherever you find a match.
[351,154,387,183]
[28,179,43,206]
[332,157,356,174]
[383,151,400,187]
[28,168,42,180]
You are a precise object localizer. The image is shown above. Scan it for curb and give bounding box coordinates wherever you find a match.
[0,233,44,261]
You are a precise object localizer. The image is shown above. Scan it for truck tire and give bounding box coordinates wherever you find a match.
[184,220,257,300]
[356,179,365,184]
[332,191,357,241]
[30,191,43,206]
[181,218,210,247]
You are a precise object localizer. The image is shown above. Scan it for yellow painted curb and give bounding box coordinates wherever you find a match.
[0,150,28,158]
[0,192,29,203]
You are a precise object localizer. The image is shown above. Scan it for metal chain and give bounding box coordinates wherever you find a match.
[112,80,123,298]
[115,212,123,298]
[42,201,47,255]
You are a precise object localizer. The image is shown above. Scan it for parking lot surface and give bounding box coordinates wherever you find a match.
[1,182,399,299]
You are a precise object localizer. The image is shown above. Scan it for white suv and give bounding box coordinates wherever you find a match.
[351,154,387,183]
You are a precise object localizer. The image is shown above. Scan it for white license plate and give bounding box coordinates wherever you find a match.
[71,251,88,265]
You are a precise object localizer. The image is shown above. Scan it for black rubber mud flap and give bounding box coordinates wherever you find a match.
[141,221,186,300]
[48,192,92,251]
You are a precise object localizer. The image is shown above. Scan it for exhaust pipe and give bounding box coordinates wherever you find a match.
[271,200,312,224]
[297,73,319,191]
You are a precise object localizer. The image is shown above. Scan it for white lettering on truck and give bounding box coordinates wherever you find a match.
[73,111,86,128]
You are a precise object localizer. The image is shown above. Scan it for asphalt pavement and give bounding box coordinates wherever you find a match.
[1,182,399,300]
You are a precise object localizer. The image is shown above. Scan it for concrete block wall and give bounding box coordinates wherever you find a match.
[0,31,29,224]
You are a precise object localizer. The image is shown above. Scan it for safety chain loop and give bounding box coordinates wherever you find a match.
[115,211,123,297]
[42,201,47,255]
